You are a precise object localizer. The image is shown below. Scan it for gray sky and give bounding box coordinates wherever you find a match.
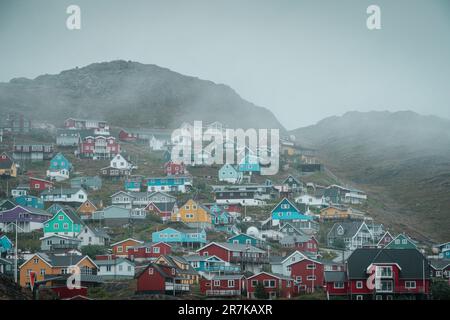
[1,0,449,129]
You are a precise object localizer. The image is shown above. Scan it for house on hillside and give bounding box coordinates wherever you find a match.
[146,176,193,193]
[218,164,243,184]
[271,198,313,227]
[0,152,17,178]
[43,208,84,238]
[14,195,44,209]
[327,221,374,251]
[70,176,102,191]
[95,259,135,280]
[11,184,30,198]
[13,143,54,161]
[46,153,72,181]
[385,234,417,250]
[0,205,52,233]
[152,227,207,247]
[171,199,212,229]
[29,177,54,192]
[110,154,133,170]
[56,129,81,147]
[135,263,190,295]
[78,135,120,160]
[41,188,88,204]
[200,274,246,297]
[246,272,296,299]
[164,161,186,176]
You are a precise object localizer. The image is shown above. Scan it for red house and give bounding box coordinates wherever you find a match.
[197,242,267,273]
[118,129,138,142]
[324,271,349,298]
[200,274,246,297]
[111,238,144,257]
[127,242,172,262]
[145,201,177,221]
[280,235,319,255]
[164,161,186,176]
[136,263,189,295]
[78,135,120,159]
[29,177,54,191]
[288,258,324,293]
[326,248,431,300]
[246,272,296,299]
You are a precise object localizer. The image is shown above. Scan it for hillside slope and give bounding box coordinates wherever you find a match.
[0,60,285,131]
[291,111,450,242]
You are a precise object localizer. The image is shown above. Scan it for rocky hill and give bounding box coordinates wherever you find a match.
[0,60,285,131]
[291,111,450,242]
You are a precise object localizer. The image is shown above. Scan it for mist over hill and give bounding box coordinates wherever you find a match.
[0,60,285,131]
[291,111,450,242]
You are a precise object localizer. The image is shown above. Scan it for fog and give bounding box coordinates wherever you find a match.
[0,0,450,129]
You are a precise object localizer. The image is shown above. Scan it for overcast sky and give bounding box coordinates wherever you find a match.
[1,0,449,129]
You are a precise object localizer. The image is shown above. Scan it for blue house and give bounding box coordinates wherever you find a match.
[0,235,13,257]
[271,198,312,226]
[47,152,73,181]
[14,195,44,209]
[227,233,265,248]
[209,204,237,234]
[124,180,141,192]
[238,154,261,173]
[218,164,243,184]
[146,176,192,193]
[184,254,240,274]
[152,227,207,246]
[435,242,450,259]
[48,152,72,171]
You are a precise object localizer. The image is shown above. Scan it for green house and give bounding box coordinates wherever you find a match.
[385,234,417,249]
[43,208,84,238]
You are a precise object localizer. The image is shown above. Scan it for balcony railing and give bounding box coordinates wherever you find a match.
[206,290,241,296]
[165,282,190,292]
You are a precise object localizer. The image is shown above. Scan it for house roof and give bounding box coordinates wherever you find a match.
[328,221,367,239]
[429,259,450,270]
[247,271,292,281]
[110,238,144,247]
[147,201,176,213]
[324,271,347,282]
[347,248,430,280]
[198,242,265,254]
[209,274,245,280]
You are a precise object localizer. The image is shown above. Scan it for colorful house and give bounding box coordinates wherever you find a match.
[154,255,199,285]
[326,248,431,300]
[40,234,82,251]
[282,175,303,193]
[434,242,450,259]
[110,154,132,170]
[385,234,417,250]
[146,176,192,193]
[246,272,296,299]
[377,231,395,248]
[218,164,243,184]
[46,153,72,181]
[124,177,142,192]
[19,253,99,288]
[209,204,236,234]
[271,198,312,226]
[70,176,102,191]
[185,254,241,275]
[145,201,178,222]
[95,258,135,280]
[0,152,17,177]
[200,274,246,297]
[46,204,65,215]
[0,200,16,211]
[78,135,120,160]
[238,154,261,173]
[152,227,207,246]
[111,238,144,257]
[288,257,324,293]
[77,199,98,217]
[164,161,186,176]
[135,263,190,295]
[0,234,13,257]
[43,209,84,238]
[327,221,374,251]
[171,199,212,229]
[29,177,54,192]
[0,205,52,233]
[14,195,44,209]
[11,184,30,198]
[127,242,172,262]
[227,233,265,248]
[40,188,88,204]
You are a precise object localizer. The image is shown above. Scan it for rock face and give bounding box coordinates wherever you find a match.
[291,111,450,242]
[0,60,285,131]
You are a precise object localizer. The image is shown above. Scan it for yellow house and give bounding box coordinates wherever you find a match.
[155,255,199,285]
[0,152,17,177]
[320,206,350,220]
[172,199,211,226]
[19,253,98,288]
[77,199,98,217]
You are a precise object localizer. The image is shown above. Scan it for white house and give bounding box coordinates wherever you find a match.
[110,154,132,170]
[77,225,110,247]
[40,188,88,204]
[95,258,135,280]
[295,194,328,208]
[270,250,308,276]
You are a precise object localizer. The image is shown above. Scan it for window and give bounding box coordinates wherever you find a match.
[376,266,393,278]
[251,280,259,287]
[281,204,290,209]
[296,276,302,283]
[356,281,363,289]
[402,239,407,244]
[213,280,220,287]
[58,215,64,221]
[376,280,393,292]
[148,268,154,275]
[53,223,59,229]
[245,239,251,245]
[117,246,123,253]
[395,239,400,244]
[405,281,416,289]
[106,265,112,272]
[153,247,160,254]
[33,258,39,264]
[334,282,344,289]
[119,265,123,271]
[307,275,316,281]
[228,280,235,287]
[40,269,46,276]
[263,280,276,288]
[356,295,363,300]
[63,223,68,229]
[307,264,316,270]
